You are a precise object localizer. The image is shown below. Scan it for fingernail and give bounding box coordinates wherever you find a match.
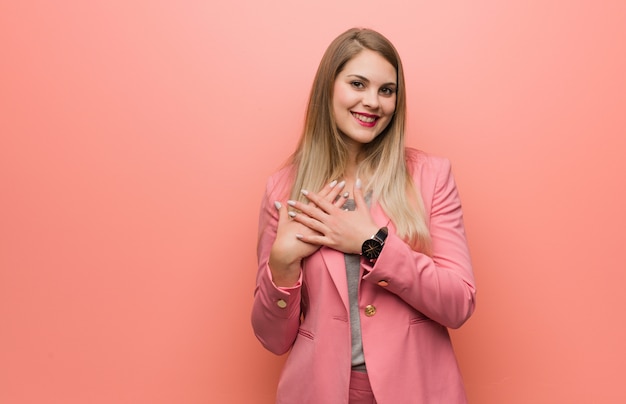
[342,192,349,198]
[338,180,346,189]
[301,189,309,196]
[288,211,297,218]
[287,200,296,207]
[295,233,303,239]
[274,201,282,210]
[329,180,337,188]
[356,178,362,189]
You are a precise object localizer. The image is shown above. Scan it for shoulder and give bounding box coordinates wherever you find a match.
[404,147,451,175]
[264,165,295,200]
[404,148,460,214]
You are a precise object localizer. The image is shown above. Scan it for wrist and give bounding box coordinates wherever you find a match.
[361,227,388,262]
[268,257,301,287]
[270,268,301,287]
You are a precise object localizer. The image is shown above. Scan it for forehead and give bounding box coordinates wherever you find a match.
[339,49,397,83]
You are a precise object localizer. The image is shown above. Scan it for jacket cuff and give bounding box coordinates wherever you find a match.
[258,265,302,318]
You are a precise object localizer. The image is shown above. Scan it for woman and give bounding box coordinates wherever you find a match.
[251,28,476,404]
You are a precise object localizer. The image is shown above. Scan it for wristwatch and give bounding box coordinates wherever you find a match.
[361,227,388,262]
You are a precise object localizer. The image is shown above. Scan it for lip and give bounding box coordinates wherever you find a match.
[351,111,379,127]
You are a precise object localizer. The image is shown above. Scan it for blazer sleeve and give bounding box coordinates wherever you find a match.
[250,173,303,355]
[362,157,476,329]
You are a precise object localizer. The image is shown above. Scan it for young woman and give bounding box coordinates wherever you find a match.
[251,28,476,404]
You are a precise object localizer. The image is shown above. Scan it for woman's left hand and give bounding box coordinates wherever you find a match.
[287,179,380,254]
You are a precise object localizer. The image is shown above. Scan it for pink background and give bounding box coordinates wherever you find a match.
[2,1,625,403]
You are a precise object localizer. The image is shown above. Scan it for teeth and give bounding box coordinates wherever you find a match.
[353,113,376,123]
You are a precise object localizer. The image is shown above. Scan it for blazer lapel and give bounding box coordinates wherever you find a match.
[319,246,350,313]
[318,201,393,314]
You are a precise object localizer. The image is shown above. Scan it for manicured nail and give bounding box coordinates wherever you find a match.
[329,180,337,188]
[287,200,296,207]
[301,189,309,196]
[288,211,297,218]
[274,201,282,210]
[356,178,362,189]
[342,192,349,198]
[295,233,304,239]
[337,180,346,189]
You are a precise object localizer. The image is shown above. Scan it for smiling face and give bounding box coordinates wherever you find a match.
[332,49,397,154]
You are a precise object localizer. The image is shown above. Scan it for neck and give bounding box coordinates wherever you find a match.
[342,139,364,189]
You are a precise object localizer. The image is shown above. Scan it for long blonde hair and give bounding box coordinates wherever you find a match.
[288,28,432,254]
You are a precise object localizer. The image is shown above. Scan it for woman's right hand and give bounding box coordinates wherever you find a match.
[268,180,348,287]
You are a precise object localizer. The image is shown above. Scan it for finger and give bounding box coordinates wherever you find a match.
[353,178,368,209]
[317,180,338,198]
[274,200,288,224]
[307,179,338,207]
[288,209,326,234]
[328,180,346,203]
[287,198,325,221]
[334,189,350,209]
[319,179,346,203]
[315,179,340,199]
[300,189,336,214]
[295,232,326,246]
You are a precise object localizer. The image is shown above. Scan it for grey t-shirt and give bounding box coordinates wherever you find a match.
[341,198,367,372]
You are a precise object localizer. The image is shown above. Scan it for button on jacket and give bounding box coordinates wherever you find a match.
[251,148,476,404]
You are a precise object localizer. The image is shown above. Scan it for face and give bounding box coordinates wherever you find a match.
[332,49,397,152]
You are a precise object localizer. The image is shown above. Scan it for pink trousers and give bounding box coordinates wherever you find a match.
[349,371,377,404]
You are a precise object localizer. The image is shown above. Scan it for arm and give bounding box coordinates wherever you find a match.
[250,175,303,355]
[251,174,348,353]
[362,158,476,328]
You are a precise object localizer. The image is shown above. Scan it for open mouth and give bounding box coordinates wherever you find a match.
[351,112,378,124]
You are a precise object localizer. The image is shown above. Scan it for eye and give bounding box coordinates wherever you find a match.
[350,81,365,89]
[380,87,396,96]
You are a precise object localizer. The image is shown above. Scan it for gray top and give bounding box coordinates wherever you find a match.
[341,198,367,372]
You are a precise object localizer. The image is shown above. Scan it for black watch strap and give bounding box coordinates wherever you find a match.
[361,227,388,262]
[372,227,388,244]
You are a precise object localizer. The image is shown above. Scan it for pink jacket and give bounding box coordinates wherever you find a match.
[251,149,476,403]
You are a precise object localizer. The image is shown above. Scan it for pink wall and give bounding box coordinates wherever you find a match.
[1,1,625,403]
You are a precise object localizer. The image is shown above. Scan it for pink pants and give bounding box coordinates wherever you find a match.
[349,371,377,404]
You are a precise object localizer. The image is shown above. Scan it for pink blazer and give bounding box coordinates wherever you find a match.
[251,149,476,403]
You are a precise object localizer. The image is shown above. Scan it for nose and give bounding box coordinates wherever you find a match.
[362,89,380,109]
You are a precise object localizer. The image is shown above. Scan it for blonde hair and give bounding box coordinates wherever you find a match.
[288,28,432,254]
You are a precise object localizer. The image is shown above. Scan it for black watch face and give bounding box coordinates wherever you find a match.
[362,239,383,260]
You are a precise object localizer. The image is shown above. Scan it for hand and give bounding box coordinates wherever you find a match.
[269,180,350,286]
[287,179,380,255]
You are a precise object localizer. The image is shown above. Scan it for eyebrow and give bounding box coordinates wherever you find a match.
[347,74,397,87]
